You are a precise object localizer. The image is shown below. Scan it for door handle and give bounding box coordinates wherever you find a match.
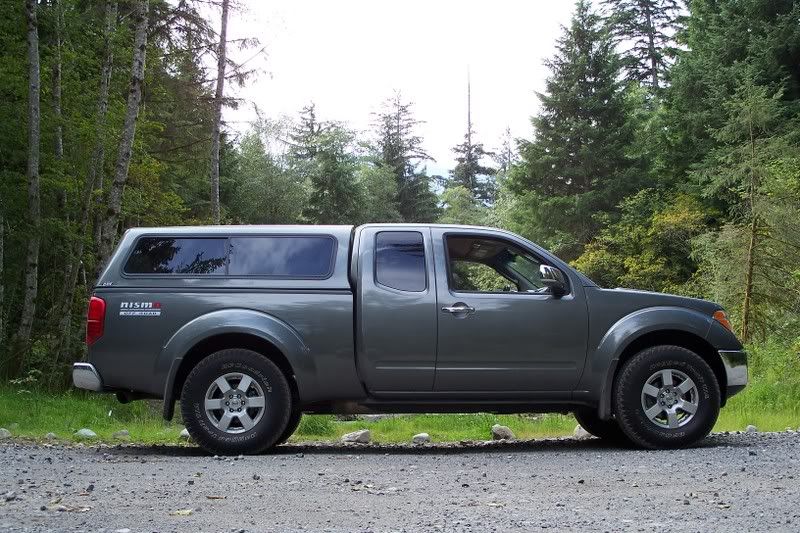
[441,303,476,315]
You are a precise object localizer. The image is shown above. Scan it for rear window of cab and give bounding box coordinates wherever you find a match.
[123,236,336,278]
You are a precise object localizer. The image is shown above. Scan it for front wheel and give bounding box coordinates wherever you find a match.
[613,345,720,449]
[180,348,292,455]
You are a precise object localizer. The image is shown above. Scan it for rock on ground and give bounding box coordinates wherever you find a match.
[412,433,430,444]
[341,429,371,444]
[112,429,130,440]
[179,428,191,440]
[44,432,57,440]
[491,424,515,441]
[746,425,758,433]
[74,428,97,439]
[573,424,593,440]
[0,428,11,440]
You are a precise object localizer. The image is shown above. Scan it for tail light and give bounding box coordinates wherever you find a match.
[86,296,106,345]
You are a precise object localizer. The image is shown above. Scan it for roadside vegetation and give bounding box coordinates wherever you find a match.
[2,339,797,445]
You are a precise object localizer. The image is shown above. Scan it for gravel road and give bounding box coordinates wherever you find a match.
[1,431,798,532]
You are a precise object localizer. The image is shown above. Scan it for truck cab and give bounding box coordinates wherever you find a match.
[74,224,747,454]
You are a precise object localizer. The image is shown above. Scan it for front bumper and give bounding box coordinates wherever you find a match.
[719,350,748,398]
[72,363,104,391]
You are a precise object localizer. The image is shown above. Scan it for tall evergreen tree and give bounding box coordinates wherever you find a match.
[288,103,323,162]
[448,77,496,204]
[665,0,800,183]
[301,124,363,225]
[692,75,800,341]
[372,93,439,222]
[602,0,681,91]
[510,0,633,260]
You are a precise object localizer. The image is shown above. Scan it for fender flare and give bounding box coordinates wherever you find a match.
[158,308,314,419]
[588,306,713,420]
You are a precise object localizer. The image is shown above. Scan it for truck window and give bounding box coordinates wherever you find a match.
[124,237,227,275]
[445,235,545,293]
[375,231,426,292]
[228,236,335,278]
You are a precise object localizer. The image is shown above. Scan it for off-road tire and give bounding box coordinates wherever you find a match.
[275,410,303,446]
[181,348,292,455]
[573,408,630,445]
[614,345,720,449]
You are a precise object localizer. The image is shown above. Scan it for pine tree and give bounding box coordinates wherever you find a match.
[301,124,363,225]
[692,74,800,341]
[372,93,439,222]
[288,103,323,162]
[448,76,496,204]
[602,0,681,91]
[665,0,800,181]
[510,0,633,260]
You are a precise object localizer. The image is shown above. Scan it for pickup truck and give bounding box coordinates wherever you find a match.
[73,224,747,454]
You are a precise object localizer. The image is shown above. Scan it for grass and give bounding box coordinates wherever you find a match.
[1,340,798,444]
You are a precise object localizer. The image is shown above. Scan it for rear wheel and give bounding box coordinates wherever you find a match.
[613,345,720,449]
[181,348,292,455]
[573,408,630,445]
[275,409,303,445]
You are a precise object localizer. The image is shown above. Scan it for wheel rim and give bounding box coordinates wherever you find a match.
[204,372,266,434]
[640,368,699,429]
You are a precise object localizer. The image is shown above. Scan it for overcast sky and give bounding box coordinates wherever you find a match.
[227,0,576,176]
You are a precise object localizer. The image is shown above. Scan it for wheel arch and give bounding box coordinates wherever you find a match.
[164,332,301,420]
[589,306,728,420]
[159,309,314,420]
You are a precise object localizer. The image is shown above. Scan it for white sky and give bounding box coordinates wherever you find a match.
[227,0,576,176]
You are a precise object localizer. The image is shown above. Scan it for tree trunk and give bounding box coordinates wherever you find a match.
[0,209,5,348]
[10,0,42,373]
[55,0,118,370]
[209,0,229,224]
[92,0,118,258]
[52,0,65,211]
[740,109,759,343]
[644,3,659,91]
[741,214,757,342]
[96,0,149,278]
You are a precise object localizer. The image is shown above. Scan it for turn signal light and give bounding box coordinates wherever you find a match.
[713,310,733,333]
[86,296,106,345]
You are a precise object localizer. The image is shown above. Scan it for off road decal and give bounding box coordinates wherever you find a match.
[119,301,162,317]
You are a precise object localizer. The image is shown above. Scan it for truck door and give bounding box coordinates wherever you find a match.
[432,228,588,393]
[355,227,438,392]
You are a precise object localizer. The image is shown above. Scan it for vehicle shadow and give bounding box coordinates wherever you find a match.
[102,432,750,458]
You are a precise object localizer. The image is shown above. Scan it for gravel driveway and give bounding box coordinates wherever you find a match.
[1,431,798,532]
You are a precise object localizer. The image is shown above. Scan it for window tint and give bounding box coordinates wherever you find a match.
[125,237,227,274]
[375,231,426,292]
[446,235,546,293]
[228,236,335,277]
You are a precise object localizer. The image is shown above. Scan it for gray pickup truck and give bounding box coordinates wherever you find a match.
[73,224,747,454]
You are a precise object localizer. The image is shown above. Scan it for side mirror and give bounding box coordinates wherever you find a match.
[539,265,568,297]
